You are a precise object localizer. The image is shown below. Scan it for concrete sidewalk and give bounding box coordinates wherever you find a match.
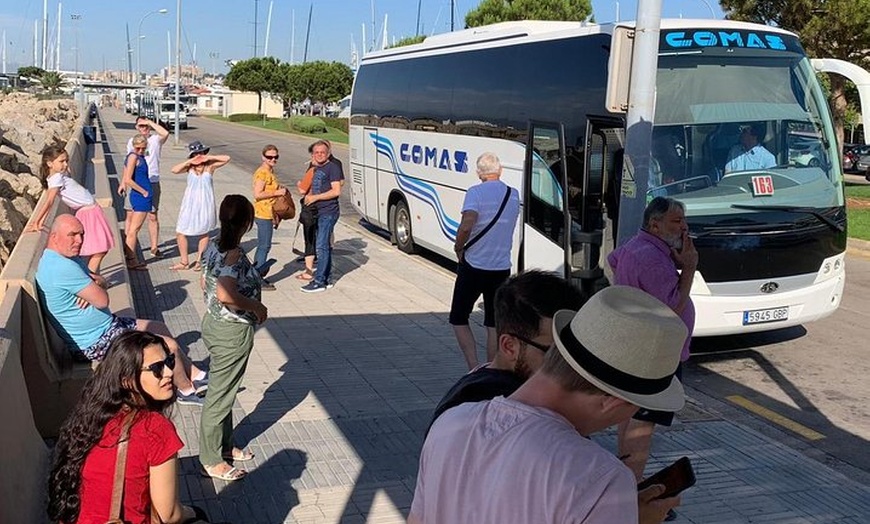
[101,109,870,523]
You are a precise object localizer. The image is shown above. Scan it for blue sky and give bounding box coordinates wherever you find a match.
[0,0,725,75]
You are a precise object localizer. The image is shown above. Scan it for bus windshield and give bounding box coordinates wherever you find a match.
[649,50,843,219]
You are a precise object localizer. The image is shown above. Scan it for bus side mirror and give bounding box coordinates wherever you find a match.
[606,26,635,114]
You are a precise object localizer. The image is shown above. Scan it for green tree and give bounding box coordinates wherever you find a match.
[465,0,592,27]
[289,61,354,112]
[224,56,282,113]
[390,35,426,48]
[721,0,870,148]
[18,66,46,79]
[273,62,296,110]
[40,71,66,94]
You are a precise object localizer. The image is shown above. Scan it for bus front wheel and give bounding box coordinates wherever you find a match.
[392,200,417,254]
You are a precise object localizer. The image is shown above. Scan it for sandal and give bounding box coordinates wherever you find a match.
[295,270,314,281]
[170,261,190,271]
[222,448,255,462]
[150,248,164,259]
[203,464,247,482]
[191,260,202,272]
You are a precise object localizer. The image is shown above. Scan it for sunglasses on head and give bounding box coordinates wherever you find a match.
[141,353,176,380]
[507,333,551,352]
[264,154,279,160]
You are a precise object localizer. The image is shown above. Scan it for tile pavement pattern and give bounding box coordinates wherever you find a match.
[99,109,870,523]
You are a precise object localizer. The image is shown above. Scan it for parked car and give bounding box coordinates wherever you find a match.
[788,135,825,167]
[845,144,870,172]
[156,100,188,131]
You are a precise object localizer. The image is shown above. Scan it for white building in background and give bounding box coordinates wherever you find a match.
[221,90,282,118]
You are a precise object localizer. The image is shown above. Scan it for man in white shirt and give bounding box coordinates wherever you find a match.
[410,286,685,524]
[125,117,169,258]
[724,123,776,174]
[450,152,520,370]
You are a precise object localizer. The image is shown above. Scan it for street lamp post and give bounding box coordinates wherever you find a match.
[136,8,168,85]
[70,14,81,108]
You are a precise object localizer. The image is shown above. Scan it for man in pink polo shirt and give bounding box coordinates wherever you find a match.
[607,196,697,520]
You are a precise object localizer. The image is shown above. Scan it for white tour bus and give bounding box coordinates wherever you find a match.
[348,20,851,336]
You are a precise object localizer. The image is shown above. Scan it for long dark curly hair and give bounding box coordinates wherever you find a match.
[47,331,176,523]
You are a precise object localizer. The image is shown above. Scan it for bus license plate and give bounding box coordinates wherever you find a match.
[743,307,789,325]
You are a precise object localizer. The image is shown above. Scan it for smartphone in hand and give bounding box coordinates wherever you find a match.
[637,456,696,499]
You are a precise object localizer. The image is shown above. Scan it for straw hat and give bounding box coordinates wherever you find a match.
[552,286,687,412]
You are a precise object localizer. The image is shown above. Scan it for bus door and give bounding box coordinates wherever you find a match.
[356,126,383,226]
[521,122,571,278]
[573,118,625,291]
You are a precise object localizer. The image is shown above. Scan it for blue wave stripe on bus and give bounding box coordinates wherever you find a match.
[370,133,459,240]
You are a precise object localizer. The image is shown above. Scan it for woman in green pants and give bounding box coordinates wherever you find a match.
[199,194,268,481]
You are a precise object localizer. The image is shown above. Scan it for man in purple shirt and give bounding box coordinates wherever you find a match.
[607,196,697,518]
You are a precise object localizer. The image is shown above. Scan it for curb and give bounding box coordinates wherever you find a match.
[848,237,870,257]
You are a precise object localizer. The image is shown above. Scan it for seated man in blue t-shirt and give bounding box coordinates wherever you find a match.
[36,214,207,405]
[724,124,776,174]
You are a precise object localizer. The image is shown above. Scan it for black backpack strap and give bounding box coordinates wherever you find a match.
[464,186,512,252]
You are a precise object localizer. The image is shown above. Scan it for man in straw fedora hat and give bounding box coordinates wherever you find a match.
[409,286,685,524]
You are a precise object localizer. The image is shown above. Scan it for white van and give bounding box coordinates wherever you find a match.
[337,95,351,118]
[156,100,188,130]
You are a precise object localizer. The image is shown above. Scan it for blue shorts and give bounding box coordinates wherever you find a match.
[78,316,137,361]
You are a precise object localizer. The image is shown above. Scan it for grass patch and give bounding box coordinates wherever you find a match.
[206,114,348,144]
[847,208,870,241]
[845,184,870,199]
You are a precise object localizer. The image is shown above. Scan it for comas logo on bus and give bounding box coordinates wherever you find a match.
[664,31,787,51]
[399,144,469,173]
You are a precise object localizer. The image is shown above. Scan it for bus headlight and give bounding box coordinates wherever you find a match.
[814,253,845,284]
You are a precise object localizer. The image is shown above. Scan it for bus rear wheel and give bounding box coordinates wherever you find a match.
[392,200,417,254]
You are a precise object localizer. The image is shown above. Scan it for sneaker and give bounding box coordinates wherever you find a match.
[176,390,205,406]
[261,279,276,291]
[300,281,327,293]
[325,282,335,289]
[664,509,678,522]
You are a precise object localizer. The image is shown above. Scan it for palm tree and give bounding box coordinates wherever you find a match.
[40,72,66,95]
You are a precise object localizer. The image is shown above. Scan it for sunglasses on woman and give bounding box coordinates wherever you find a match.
[141,353,176,379]
[264,154,279,160]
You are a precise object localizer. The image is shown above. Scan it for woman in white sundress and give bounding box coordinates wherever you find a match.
[170,141,230,271]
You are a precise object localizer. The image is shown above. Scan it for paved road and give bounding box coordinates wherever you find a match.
[102,108,870,523]
[688,252,870,479]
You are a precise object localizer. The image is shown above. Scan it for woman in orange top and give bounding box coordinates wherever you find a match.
[251,144,287,290]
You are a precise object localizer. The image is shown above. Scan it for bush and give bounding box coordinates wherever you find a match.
[228,113,263,122]
[290,116,328,134]
[321,116,348,134]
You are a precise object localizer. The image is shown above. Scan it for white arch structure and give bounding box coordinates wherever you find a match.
[812,58,870,144]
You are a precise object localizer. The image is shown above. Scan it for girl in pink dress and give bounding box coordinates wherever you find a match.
[29,145,115,274]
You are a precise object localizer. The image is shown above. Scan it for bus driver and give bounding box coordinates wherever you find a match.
[724,123,776,174]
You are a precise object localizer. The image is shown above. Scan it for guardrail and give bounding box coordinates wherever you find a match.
[0,106,135,523]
